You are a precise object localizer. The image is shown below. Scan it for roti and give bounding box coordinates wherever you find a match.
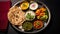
[8,6,25,25]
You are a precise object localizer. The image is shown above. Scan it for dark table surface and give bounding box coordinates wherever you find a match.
[1,0,60,34]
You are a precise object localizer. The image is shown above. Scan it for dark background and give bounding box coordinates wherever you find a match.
[0,0,60,34]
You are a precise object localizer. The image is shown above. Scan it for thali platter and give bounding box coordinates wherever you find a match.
[8,0,51,33]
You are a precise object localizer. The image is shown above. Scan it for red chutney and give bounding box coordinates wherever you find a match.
[33,20,43,29]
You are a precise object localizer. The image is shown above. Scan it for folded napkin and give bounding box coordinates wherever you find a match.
[0,1,11,32]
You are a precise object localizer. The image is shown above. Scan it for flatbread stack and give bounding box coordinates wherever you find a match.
[8,6,25,26]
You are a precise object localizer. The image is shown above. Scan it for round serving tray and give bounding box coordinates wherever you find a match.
[9,0,51,33]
